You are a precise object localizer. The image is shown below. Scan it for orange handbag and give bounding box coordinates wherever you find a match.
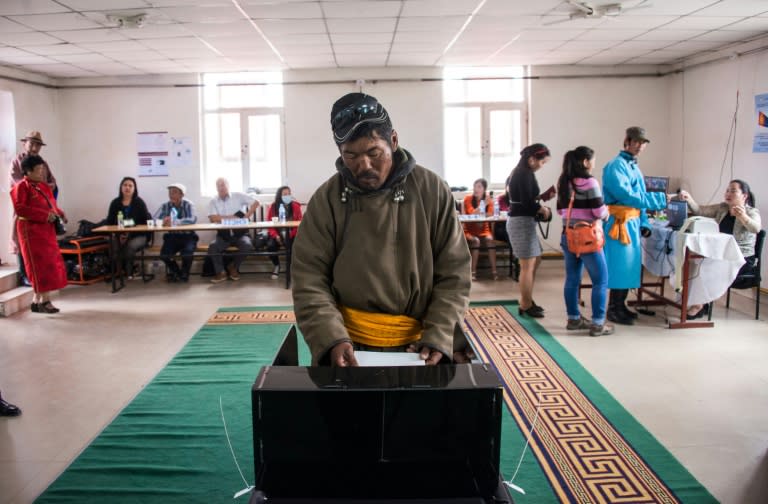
[565,187,605,257]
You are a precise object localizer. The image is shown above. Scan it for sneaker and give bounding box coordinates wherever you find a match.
[271,265,280,280]
[226,264,240,281]
[210,271,228,284]
[589,323,615,337]
[566,317,591,330]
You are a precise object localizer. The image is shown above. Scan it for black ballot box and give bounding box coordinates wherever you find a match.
[250,326,513,504]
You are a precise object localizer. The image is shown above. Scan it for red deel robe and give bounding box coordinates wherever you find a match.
[11,177,67,293]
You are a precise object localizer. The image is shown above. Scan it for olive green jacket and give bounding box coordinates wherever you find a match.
[291,148,471,365]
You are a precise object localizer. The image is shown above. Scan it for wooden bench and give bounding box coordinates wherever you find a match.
[59,236,111,285]
[137,241,290,283]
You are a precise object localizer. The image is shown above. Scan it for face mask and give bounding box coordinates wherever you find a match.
[281,195,293,205]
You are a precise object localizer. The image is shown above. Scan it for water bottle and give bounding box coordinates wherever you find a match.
[478,199,486,216]
[170,207,178,227]
[278,203,286,222]
[493,201,500,218]
[117,211,124,228]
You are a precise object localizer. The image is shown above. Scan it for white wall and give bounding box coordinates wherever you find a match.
[668,50,768,287]
[57,83,200,225]
[0,71,59,264]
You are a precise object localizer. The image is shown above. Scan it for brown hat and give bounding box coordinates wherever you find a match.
[625,126,650,143]
[21,130,46,145]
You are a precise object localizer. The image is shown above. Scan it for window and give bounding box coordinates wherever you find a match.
[443,67,528,189]
[200,72,284,197]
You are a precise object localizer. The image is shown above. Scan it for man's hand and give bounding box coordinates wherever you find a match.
[452,347,476,364]
[406,344,444,366]
[210,215,222,224]
[329,341,359,367]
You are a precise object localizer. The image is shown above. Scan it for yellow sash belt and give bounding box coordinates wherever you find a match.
[607,205,641,245]
[339,305,423,347]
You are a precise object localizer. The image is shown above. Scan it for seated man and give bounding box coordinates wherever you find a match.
[154,183,198,282]
[207,177,260,283]
[292,92,472,367]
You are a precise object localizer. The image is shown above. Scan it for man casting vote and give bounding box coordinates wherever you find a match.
[291,93,472,366]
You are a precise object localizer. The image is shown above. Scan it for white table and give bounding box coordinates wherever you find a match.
[637,223,744,328]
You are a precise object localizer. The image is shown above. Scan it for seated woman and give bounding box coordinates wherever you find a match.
[462,178,497,281]
[106,177,151,279]
[266,186,303,279]
[679,179,762,318]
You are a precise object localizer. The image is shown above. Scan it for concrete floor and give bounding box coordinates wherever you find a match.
[1,261,767,504]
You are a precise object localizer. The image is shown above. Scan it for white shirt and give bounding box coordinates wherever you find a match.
[208,192,255,217]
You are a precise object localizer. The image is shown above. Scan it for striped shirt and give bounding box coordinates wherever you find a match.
[557,177,608,224]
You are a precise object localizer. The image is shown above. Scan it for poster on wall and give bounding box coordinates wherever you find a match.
[171,136,193,167]
[137,131,169,176]
[753,93,768,153]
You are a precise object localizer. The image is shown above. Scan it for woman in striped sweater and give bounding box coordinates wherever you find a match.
[556,146,613,337]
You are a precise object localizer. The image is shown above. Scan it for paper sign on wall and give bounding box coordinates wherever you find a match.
[171,136,193,167]
[137,131,169,177]
[753,94,768,153]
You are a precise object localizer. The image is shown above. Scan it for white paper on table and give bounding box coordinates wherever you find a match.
[354,351,425,367]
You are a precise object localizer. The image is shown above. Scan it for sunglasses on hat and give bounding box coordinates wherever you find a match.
[331,96,388,144]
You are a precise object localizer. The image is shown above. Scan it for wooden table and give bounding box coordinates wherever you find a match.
[94,221,301,292]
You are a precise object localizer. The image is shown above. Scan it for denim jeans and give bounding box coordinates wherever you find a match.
[560,233,608,325]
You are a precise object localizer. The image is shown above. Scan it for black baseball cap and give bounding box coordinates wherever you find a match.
[330,93,390,145]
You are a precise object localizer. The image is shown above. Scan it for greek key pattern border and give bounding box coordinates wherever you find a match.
[464,306,678,504]
[207,310,296,325]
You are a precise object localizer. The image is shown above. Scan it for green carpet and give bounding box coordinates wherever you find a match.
[35,303,717,503]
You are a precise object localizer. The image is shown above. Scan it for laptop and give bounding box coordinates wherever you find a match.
[666,200,688,230]
[644,176,669,193]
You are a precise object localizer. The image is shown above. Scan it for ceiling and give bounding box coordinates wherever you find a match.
[0,0,766,79]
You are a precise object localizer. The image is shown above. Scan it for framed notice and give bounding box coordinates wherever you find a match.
[137,131,169,177]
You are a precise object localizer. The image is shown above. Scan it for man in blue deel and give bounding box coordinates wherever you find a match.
[602,127,668,325]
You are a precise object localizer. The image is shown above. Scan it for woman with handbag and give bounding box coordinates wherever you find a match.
[506,143,552,317]
[10,155,68,313]
[556,146,613,336]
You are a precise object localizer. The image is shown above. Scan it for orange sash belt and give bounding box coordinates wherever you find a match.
[607,205,641,245]
[339,305,422,347]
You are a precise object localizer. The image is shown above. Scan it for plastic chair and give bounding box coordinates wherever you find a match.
[725,229,765,320]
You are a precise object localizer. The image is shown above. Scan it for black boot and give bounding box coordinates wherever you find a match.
[619,291,639,320]
[607,289,635,325]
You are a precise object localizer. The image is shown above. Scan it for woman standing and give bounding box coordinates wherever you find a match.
[106,177,151,279]
[506,144,551,317]
[266,186,303,279]
[678,179,762,318]
[462,178,497,280]
[11,155,68,313]
[556,147,613,336]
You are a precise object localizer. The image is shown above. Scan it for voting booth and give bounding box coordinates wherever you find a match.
[250,326,513,503]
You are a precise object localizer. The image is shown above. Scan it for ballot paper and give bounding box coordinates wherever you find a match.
[354,351,425,367]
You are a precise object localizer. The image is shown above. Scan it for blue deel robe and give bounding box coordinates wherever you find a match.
[602,151,667,289]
